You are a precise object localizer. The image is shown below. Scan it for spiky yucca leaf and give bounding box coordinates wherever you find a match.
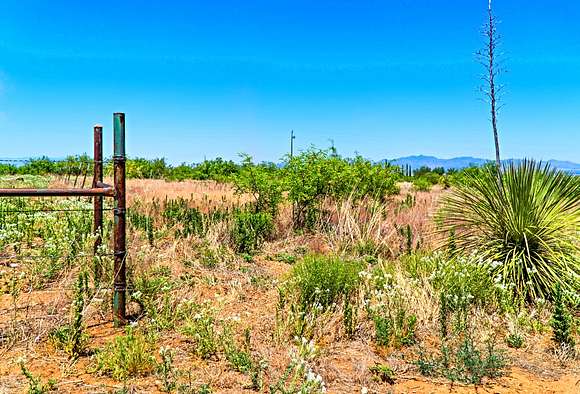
[438,160,580,300]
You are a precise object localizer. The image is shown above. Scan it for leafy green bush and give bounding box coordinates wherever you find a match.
[19,360,57,394]
[93,327,156,380]
[181,305,219,359]
[233,155,283,217]
[506,333,524,349]
[162,198,229,238]
[230,210,274,254]
[429,254,503,310]
[279,255,365,336]
[551,283,575,350]
[130,268,177,330]
[180,157,240,181]
[416,336,506,384]
[349,156,400,199]
[284,149,399,230]
[126,158,168,179]
[438,160,580,300]
[412,177,432,192]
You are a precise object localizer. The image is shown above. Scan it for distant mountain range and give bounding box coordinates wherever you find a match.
[388,155,580,175]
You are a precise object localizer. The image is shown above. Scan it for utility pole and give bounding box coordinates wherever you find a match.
[329,139,336,156]
[290,130,295,158]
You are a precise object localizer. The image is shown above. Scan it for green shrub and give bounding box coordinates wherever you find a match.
[427,253,506,311]
[412,177,432,192]
[284,149,399,230]
[49,271,89,358]
[416,336,506,384]
[506,333,524,349]
[157,346,178,392]
[551,283,575,350]
[369,363,395,384]
[438,160,580,300]
[233,154,283,217]
[163,199,206,238]
[279,255,365,336]
[428,254,508,334]
[130,268,178,330]
[19,360,57,394]
[126,158,168,179]
[181,305,219,359]
[373,308,417,348]
[128,208,155,246]
[93,327,156,380]
[230,210,274,254]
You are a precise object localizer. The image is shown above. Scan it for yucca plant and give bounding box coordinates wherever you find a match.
[438,160,580,300]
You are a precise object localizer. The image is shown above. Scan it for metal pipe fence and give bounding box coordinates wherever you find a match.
[0,113,128,326]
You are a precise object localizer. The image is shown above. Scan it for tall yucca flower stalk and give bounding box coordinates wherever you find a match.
[438,160,580,300]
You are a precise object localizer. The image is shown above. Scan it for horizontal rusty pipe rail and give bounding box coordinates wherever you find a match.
[0,183,114,197]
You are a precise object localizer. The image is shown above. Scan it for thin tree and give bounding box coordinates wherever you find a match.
[477,0,504,171]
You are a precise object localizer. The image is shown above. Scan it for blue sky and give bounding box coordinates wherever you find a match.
[0,1,579,163]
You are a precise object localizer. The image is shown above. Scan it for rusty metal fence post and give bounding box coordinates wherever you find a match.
[93,125,103,283]
[113,113,127,326]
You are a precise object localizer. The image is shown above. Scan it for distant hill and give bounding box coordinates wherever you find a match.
[388,155,580,175]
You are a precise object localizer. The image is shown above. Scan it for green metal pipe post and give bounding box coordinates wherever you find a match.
[113,113,127,326]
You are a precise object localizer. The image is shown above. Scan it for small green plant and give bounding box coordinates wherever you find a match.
[230,210,274,254]
[157,346,178,392]
[130,266,179,331]
[222,327,254,373]
[221,327,266,391]
[415,348,438,377]
[550,283,575,350]
[505,333,524,349]
[373,308,417,348]
[269,337,326,394]
[176,371,213,394]
[19,360,57,394]
[272,253,297,265]
[412,177,432,192]
[369,363,395,384]
[279,255,365,337]
[49,270,89,358]
[181,305,219,359]
[415,336,506,384]
[439,292,449,339]
[128,208,155,246]
[93,327,156,380]
[400,224,412,255]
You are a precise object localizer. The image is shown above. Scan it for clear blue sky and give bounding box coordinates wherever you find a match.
[1,1,579,163]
